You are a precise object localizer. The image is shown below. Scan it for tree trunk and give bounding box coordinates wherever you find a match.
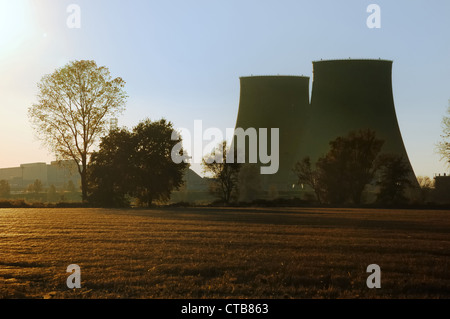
[81,157,88,202]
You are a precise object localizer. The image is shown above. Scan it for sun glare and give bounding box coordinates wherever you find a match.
[0,1,32,57]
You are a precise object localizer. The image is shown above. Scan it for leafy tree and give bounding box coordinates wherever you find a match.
[376,154,412,205]
[202,141,241,204]
[132,119,189,206]
[27,179,43,194]
[0,180,10,198]
[88,119,189,207]
[293,129,384,204]
[88,128,133,207]
[28,60,127,202]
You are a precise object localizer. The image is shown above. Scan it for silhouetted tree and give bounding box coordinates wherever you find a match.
[0,180,10,198]
[88,119,188,207]
[132,119,188,206]
[376,154,412,205]
[293,157,324,203]
[294,129,384,204]
[88,128,133,207]
[437,104,450,166]
[28,60,127,202]
[33,179,43,193]
[202,141,241,204]
[416,175,434,204]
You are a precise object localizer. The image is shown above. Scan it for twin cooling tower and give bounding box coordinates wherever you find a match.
[233,59,417,195]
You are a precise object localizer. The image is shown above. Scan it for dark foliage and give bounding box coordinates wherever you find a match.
[88,118,189,207]
[376,154,412,205]
[294,129,384,204]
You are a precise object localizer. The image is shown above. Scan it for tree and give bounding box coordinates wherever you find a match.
[376,154,412,205]
[293,129,384,204]
[437,104,450,165]
[0,180,10,198]
[132,119,189,206]
[292,157,324,203]
[88,128,133,207]
[28,60,127,202]
[47,184,58,202]
[416,175,434,204]
[27,179,43,194]
[88,119,189,207]
[65,180,76,193]
[202,141,241,204]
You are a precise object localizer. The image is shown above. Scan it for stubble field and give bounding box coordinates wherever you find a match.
[0,207,449,299]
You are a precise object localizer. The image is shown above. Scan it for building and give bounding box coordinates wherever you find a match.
[233,59,419,200]
[233,75,310,195]
[434,173,450,203]
[0,160,80,190]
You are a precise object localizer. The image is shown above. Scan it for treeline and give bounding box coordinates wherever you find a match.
[0,179,80,202]
[201,129,442,207]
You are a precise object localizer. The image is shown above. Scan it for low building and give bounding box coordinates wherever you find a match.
[0,161,80,190]
[434,173,450,204]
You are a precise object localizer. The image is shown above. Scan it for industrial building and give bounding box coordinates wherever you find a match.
[0,160,80,190]
[233,59,418,200]
[433,173,450,204]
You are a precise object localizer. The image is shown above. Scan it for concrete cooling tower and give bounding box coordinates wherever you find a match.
[233,76,310,195]
[232,59,418,201]
[303,59,418,187]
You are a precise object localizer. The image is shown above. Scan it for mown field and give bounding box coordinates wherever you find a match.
[0,207,449,299]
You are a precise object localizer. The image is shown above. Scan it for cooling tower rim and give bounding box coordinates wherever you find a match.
[239,75,309,79]
[312,58,393,64]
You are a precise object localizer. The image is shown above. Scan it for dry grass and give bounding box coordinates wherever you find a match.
[0,207,449,299]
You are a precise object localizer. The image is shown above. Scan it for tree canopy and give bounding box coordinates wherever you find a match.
[88,118,189,207]
[28,60,127,201]
[294,129,384,204]
[202,141,241,204]
[376,154,412,205]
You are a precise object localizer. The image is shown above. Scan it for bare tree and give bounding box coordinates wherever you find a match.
[416,175,434,204]
[293,157,324,203]
[437,103,450,166]
[28,60,127,201]
[202,141,241,204]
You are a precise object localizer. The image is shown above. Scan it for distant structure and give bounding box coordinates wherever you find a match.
[434,173,450,203]
[110,118,118,131]
[304,60,415,167]
[0,161,80,190]
[233,75,310,195]
[233,59,419,199]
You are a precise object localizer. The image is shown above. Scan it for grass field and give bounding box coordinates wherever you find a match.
[0,207,449,299]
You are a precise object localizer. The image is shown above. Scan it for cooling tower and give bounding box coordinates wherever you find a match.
[304,59,418,186]
[233,75,310,194]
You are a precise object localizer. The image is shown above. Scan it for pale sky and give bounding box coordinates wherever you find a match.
[0,0,449,178]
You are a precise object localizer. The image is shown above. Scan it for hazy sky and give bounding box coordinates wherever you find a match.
[0,0,449,177]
